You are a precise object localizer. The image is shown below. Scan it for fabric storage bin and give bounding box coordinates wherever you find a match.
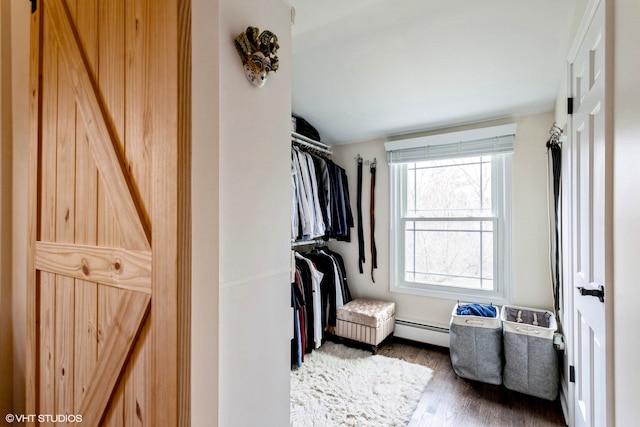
[501,305,558,400]
[449,303,503,385]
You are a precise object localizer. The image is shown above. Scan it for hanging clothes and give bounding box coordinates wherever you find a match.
[291,247,352,366]
[291,147,353,243]
[290,136,354,367]
[291,148,325,240]
[295,253,324,351]
[291,273,305,367]
[291,149,312,240]
[335,165,354,242]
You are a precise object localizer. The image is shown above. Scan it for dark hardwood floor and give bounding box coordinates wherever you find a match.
[377,338,567,427]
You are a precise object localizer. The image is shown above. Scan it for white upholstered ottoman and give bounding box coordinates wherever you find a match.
[335,298,395,354]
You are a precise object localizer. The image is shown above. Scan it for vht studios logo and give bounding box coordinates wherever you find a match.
[5,413,83,423]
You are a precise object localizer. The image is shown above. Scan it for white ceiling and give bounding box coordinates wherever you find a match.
[289,0,577,144]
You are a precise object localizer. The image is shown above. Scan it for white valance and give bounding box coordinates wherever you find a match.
[385,123,517,164]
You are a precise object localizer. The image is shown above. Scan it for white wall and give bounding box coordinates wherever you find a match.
[612,0,640,424]
[329,113,556,329]
[218,1,292,426]
[191,0,220,425]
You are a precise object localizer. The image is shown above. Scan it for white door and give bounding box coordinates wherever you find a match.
[568,1,609,426]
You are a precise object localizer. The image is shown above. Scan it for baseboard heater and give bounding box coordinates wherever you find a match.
[394,319,450,348]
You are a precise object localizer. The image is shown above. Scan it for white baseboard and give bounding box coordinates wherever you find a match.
[394,319,450,348]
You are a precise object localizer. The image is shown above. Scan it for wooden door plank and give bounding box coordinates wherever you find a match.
[97,285,124,427]
[54,276,75,417]
[121,1,153,423]
[73,0,98,245]
[74,279,98,410]
[26,3,42,422]
[99,0,125,143]
[149,1,192,425]
[176,3,192,425]
[74,0,99,411]
[97,0,126,410]
[38,274,56,427]
[45,0,150,250]
[125,0,151,212]
[40,9,58,243]
[37,9,60,425]
[97,1,129,424]
[150,0,192,424]
[54,18,78,412]
[79,291,151,427]
[54,46,77,246]
[124,319,151,427]
[96,199,127,427]
[35,241,152,293]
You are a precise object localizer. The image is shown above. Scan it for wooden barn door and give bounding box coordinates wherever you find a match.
[26,0,191,426]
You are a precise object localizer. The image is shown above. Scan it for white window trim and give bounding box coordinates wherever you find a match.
[387,127,514,305]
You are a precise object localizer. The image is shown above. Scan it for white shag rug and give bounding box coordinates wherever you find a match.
[290,341,433,427]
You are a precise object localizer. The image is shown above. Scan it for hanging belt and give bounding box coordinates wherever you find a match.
[549,142,562,314]
[369,159,378,282]
[356,156,365,273]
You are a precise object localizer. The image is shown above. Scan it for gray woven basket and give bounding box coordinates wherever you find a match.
[501,305,558,400]
[449,304,503,385]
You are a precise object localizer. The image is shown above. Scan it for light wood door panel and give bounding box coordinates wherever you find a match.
[27,1,191,425]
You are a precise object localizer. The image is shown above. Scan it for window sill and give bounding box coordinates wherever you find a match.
[391,281,510,306]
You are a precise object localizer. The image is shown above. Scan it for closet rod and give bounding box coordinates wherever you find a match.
[291,238,327,248]
[292,131,332,155]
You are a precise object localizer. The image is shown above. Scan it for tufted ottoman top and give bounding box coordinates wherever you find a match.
[337,298,396,328]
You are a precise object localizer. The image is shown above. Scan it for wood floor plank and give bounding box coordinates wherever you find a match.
[377,338,566,427]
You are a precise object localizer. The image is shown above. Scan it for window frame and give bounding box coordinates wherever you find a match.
[388,147,513,305]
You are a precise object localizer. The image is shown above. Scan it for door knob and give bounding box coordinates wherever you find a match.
[577,285,604,303]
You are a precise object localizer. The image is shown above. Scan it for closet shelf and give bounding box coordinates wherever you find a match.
[292,131,332,155]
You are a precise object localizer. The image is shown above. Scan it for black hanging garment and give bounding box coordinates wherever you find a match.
[356,157,365,273]
[547,139,562,314]
[335,167,354,242]
[369,160,378,282]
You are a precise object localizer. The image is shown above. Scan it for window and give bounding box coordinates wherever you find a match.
[386,125,515,304]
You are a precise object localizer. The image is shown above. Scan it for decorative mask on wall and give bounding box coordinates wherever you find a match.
[234,27,280,88]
